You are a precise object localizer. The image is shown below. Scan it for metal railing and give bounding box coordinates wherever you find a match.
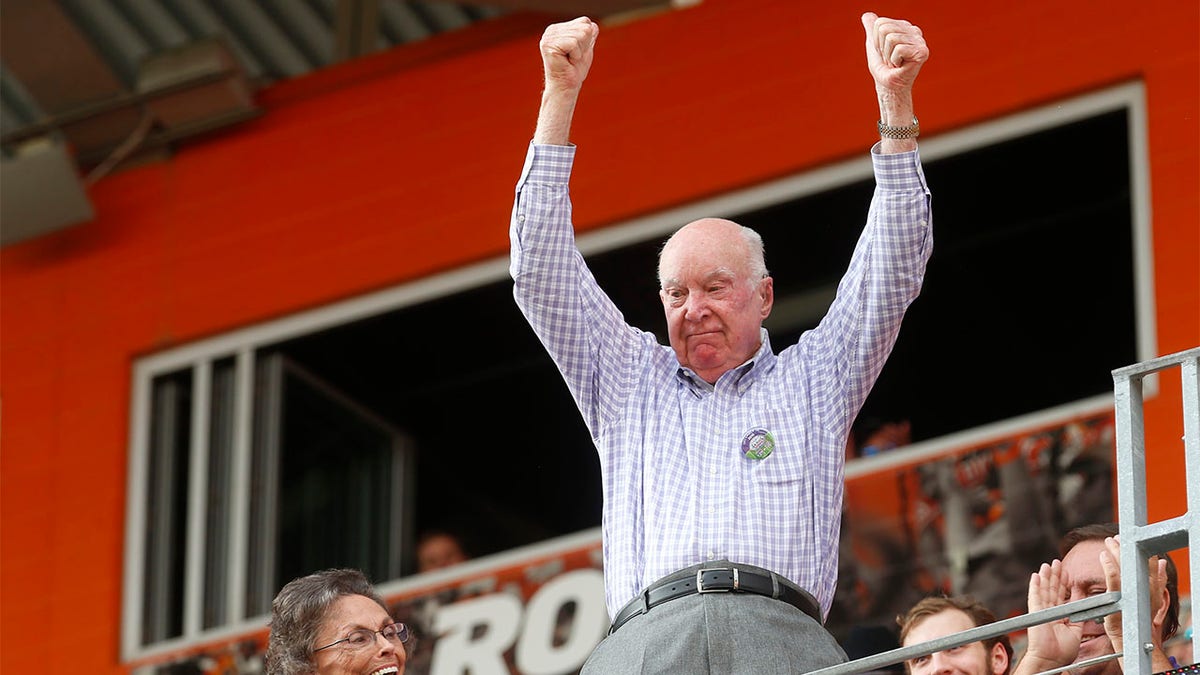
[810,592,1121,675]
[1113,346,1199,675]
[811,346,1200,675]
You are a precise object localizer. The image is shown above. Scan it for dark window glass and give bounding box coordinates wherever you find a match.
[143,369,193,644]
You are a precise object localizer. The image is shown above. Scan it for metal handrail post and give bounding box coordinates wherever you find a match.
[1112,346,1200,675]
[1114,367,1154,675]
[1183,352,1200,669]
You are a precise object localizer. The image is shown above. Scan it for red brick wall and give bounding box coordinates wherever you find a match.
[2,2,1197,672]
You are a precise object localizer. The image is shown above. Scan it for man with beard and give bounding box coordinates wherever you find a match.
[898,596,1013,675]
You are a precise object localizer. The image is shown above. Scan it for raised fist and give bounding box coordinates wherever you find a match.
[862,13,929,93]
[540,16,599,93]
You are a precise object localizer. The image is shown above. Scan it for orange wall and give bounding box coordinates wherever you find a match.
[2,1,1197,672]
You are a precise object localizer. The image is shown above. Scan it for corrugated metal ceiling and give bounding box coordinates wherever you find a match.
[1,0,505,135]
[0,0,678,244]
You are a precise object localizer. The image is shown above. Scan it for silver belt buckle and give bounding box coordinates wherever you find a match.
[697,567,739,593]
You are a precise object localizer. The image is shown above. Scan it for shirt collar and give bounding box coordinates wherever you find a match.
[676,328,776,396]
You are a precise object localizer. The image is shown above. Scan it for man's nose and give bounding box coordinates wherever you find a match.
[683,292,709,320]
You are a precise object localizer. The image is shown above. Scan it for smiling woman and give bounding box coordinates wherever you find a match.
[266,569,409,675]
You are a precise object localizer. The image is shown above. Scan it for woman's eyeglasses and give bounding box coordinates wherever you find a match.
[313,622,410,653]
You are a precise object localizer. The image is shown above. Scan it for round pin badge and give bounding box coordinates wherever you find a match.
[741,427,775,460]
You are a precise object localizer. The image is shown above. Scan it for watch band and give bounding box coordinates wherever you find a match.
[877,117,920,139]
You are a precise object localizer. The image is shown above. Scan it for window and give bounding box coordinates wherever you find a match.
[247,354,410,616]
[125,351,411,656]
[142,368,192,643]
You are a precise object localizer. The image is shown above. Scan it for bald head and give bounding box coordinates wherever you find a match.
[659,218,767,287]
[657,218,774,384]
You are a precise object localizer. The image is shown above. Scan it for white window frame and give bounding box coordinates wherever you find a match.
[121,81,1155,662]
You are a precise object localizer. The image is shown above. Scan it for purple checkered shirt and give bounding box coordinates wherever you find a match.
[510,142,932,620]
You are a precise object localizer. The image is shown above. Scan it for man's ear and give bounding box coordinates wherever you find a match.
[1150,558,1170,633]
[990,642,1009,675]
[1153,591,1170,624]
[760,276,774,318]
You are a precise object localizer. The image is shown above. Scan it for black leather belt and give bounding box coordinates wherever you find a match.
[609,566,822,635]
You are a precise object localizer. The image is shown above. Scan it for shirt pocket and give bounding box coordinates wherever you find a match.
[743,410,815,551]
[739,408,816,516]
[746,447,814,549]
[745,408,809,485]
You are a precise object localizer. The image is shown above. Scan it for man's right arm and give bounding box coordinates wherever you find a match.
[1012,560,1082,675]
[533,17,598,146]
[512,18,648,437]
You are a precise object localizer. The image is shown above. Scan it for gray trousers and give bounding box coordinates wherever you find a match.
[582,563,847,674]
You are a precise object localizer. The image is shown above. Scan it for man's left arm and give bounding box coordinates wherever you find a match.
[1099,536,1175,673]
[863,12,928,155]
[800,14,932,442]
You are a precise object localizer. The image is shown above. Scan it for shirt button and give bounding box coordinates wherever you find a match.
[708,550,717,559]
[709,467,717,476]
[708,506,716,515]
[517,214,525,222]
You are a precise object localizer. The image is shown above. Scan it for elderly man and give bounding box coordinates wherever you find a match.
[899,596,1013,675]
[1014,524,1179,675]
[510,12,932,673]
